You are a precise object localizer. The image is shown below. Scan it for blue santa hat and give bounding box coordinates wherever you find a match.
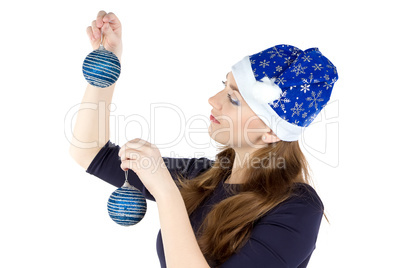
[231,44,338,142]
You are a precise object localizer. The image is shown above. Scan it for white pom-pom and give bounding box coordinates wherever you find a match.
[251,76,282,105]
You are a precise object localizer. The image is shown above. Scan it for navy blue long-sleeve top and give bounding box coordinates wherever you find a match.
[86,140,324,268]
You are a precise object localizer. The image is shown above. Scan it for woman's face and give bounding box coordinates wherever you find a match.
[208,71,279,149]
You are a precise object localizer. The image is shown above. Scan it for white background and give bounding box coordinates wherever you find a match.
[1,0,401,267]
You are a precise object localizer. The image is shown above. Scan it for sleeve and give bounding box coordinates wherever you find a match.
[85,140,215,202]
[220,185,324,268]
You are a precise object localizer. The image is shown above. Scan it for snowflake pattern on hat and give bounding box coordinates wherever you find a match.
[249,44,338,127]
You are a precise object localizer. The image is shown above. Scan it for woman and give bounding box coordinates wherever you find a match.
[70,10,337,268]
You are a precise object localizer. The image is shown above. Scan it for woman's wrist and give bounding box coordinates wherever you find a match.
[154,175,180,202]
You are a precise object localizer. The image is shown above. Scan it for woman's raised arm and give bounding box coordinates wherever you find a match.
[69,10,123,169]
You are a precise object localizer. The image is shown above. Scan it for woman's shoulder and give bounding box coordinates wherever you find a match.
[260,183,324,221]
[290,182,324,211]
[248,183,325,266]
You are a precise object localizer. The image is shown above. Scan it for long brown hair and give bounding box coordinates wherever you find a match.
[175,140,328,267]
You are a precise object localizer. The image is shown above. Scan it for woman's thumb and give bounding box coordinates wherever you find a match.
[102,22,112,35]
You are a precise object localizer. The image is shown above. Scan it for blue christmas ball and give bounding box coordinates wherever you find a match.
[82,46,121,88]
[107,181,147,226]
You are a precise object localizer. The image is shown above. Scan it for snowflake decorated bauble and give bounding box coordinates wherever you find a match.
[82,45,121,88]
[107,180,147,226]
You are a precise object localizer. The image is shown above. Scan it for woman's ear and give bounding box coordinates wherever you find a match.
[268,135,281,143]
[262,129,281,144]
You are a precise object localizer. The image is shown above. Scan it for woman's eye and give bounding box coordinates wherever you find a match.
[227,93,240,106]
[222,80,239,106]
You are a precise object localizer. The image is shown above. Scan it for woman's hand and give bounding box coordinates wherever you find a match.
[86,10,123,61]
[118,138,176,198]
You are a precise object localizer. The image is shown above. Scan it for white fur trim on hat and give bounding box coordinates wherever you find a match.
[231,56,304,141]
[251,76,282,105]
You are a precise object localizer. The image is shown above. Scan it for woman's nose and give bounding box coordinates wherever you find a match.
[208,92,222,109]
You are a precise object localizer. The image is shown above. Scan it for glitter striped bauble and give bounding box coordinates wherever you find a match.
[82,46,121,88]
[107,180,147,226]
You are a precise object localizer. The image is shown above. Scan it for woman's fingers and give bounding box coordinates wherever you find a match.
[120,149,141,161]
[91,20,100,39]
[131,138,151,147]
[118,139,152,160]
[121,159,144,172]
[96,10,107,28]
[103,12,121,28]
[118,143,143,160]
[120,160,134,171]
[86,26,94,41]
[85,10,122,55]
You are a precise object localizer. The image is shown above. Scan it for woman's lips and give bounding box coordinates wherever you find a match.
[210,114,220,124]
